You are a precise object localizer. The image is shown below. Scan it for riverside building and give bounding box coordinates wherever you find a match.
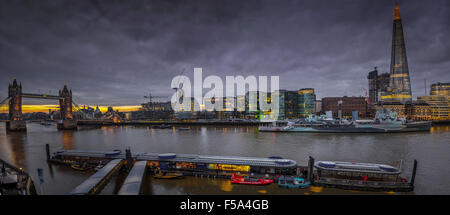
[321,97,367,119]
[298,88,316,118]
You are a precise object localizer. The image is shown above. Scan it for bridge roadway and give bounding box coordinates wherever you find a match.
[69,159,123,195]
[117,161,148,195]
[21,93,63,100]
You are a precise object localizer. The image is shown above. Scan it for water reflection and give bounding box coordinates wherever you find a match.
[258,190,267,194]
[309,186,323,193]
[62,130,75,150]
[6,132,26,168]
[102,126,117,135]
[219,180,232,192]
[430,125,450,134]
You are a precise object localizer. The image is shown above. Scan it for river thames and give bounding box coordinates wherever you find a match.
[0,123,449,195]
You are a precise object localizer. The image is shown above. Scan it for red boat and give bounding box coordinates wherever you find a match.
[231,174,273,185]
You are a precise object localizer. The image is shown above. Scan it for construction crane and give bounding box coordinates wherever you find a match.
[172,68,186,104]
[172,68,185,91]
[144,93,167,103]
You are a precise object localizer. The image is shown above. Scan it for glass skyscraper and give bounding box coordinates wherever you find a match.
[382,3,413,104]
[298,88,316,118]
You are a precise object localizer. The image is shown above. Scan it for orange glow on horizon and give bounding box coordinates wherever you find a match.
[0,104,142,113]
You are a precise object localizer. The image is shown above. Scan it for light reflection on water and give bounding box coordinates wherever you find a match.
[0,123,449,195]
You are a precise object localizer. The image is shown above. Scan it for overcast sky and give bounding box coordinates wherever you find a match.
[0,0,449,105]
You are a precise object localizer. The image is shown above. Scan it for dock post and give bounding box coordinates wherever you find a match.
[410,160,418,188]
[125,147,133,170]
[45,144,50,161]
[307,156,315,183]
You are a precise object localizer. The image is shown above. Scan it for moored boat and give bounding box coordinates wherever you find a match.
[151,124,173,129]
[153,172,184,179]
[71,163,90,171]
[278,176,310,189]
[313,160,414,192]
[231,174,273,185]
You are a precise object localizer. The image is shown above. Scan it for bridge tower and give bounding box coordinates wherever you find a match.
[57,84,77,130]
[6,79,27,131]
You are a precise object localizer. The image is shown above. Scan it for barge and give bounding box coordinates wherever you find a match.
[313,160,416,192]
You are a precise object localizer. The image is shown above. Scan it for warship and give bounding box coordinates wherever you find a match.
[258,109,431,133]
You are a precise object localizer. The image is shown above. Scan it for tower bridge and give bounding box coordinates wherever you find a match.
[1,78,77,131]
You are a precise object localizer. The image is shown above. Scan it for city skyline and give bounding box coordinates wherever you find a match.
[1,0,449,105]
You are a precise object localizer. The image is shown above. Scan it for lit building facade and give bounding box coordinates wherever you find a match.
[298,88,316,118]
[249,88,316,120]
[244,90,305,120]
[405,102,432,121]
[430,82,450,97]
[204,97,242,119]
[381,101,434,121]
[245,91,272,120]
[245,91,259,119]
[417,95,450,121]
[381,3,413,104]
[285,90,299,119]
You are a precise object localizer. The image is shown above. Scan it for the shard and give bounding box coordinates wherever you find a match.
[382,3,413,103]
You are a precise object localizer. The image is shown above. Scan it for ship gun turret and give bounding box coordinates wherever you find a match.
[375,108,405,124]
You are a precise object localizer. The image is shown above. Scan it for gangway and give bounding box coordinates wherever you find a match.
[69,159,123,195]
[117,161,148,195]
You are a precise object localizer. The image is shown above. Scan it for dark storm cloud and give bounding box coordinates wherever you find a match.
[0,0,449,105]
